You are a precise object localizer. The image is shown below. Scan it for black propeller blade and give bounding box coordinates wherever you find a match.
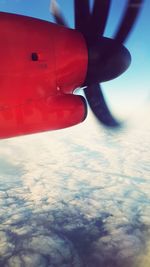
[50,0,67,26]
[84,84,120,127]
[51,0,144,129]
[74,0,90,34]
[115,0,144,43]
[91,0,111,38]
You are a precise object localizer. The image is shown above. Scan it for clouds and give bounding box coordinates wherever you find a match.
[0,111,150,266]
[5,252,47,267]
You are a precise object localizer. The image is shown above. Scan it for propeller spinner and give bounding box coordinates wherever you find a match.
[51,0,144,128]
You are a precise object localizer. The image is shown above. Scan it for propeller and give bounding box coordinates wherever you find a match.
[50,0,144,128]
[50,0,67,26]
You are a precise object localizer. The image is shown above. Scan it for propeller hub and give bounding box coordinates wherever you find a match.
[84,37,131,86]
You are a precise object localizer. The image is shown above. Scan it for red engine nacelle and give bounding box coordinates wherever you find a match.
[0,12,88,138]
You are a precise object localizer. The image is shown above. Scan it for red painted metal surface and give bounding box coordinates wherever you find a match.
[0,12,88,138]
[0,95,87,139]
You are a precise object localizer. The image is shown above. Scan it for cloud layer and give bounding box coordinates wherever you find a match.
[0,109,150,267]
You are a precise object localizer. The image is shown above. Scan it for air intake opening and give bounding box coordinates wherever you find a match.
[31,52,38,61]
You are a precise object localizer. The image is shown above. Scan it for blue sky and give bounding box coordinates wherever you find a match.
[0,0,150,115]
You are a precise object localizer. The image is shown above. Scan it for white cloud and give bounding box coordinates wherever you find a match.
[0,106,150,266]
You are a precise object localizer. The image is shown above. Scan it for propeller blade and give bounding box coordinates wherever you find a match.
[50,0,67,26]
[74,0,90,35]
[91,0,111,39]
[84,83,120,127]
[114,0,144,43]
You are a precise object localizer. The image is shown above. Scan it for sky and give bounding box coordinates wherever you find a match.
[0,0,150,117]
